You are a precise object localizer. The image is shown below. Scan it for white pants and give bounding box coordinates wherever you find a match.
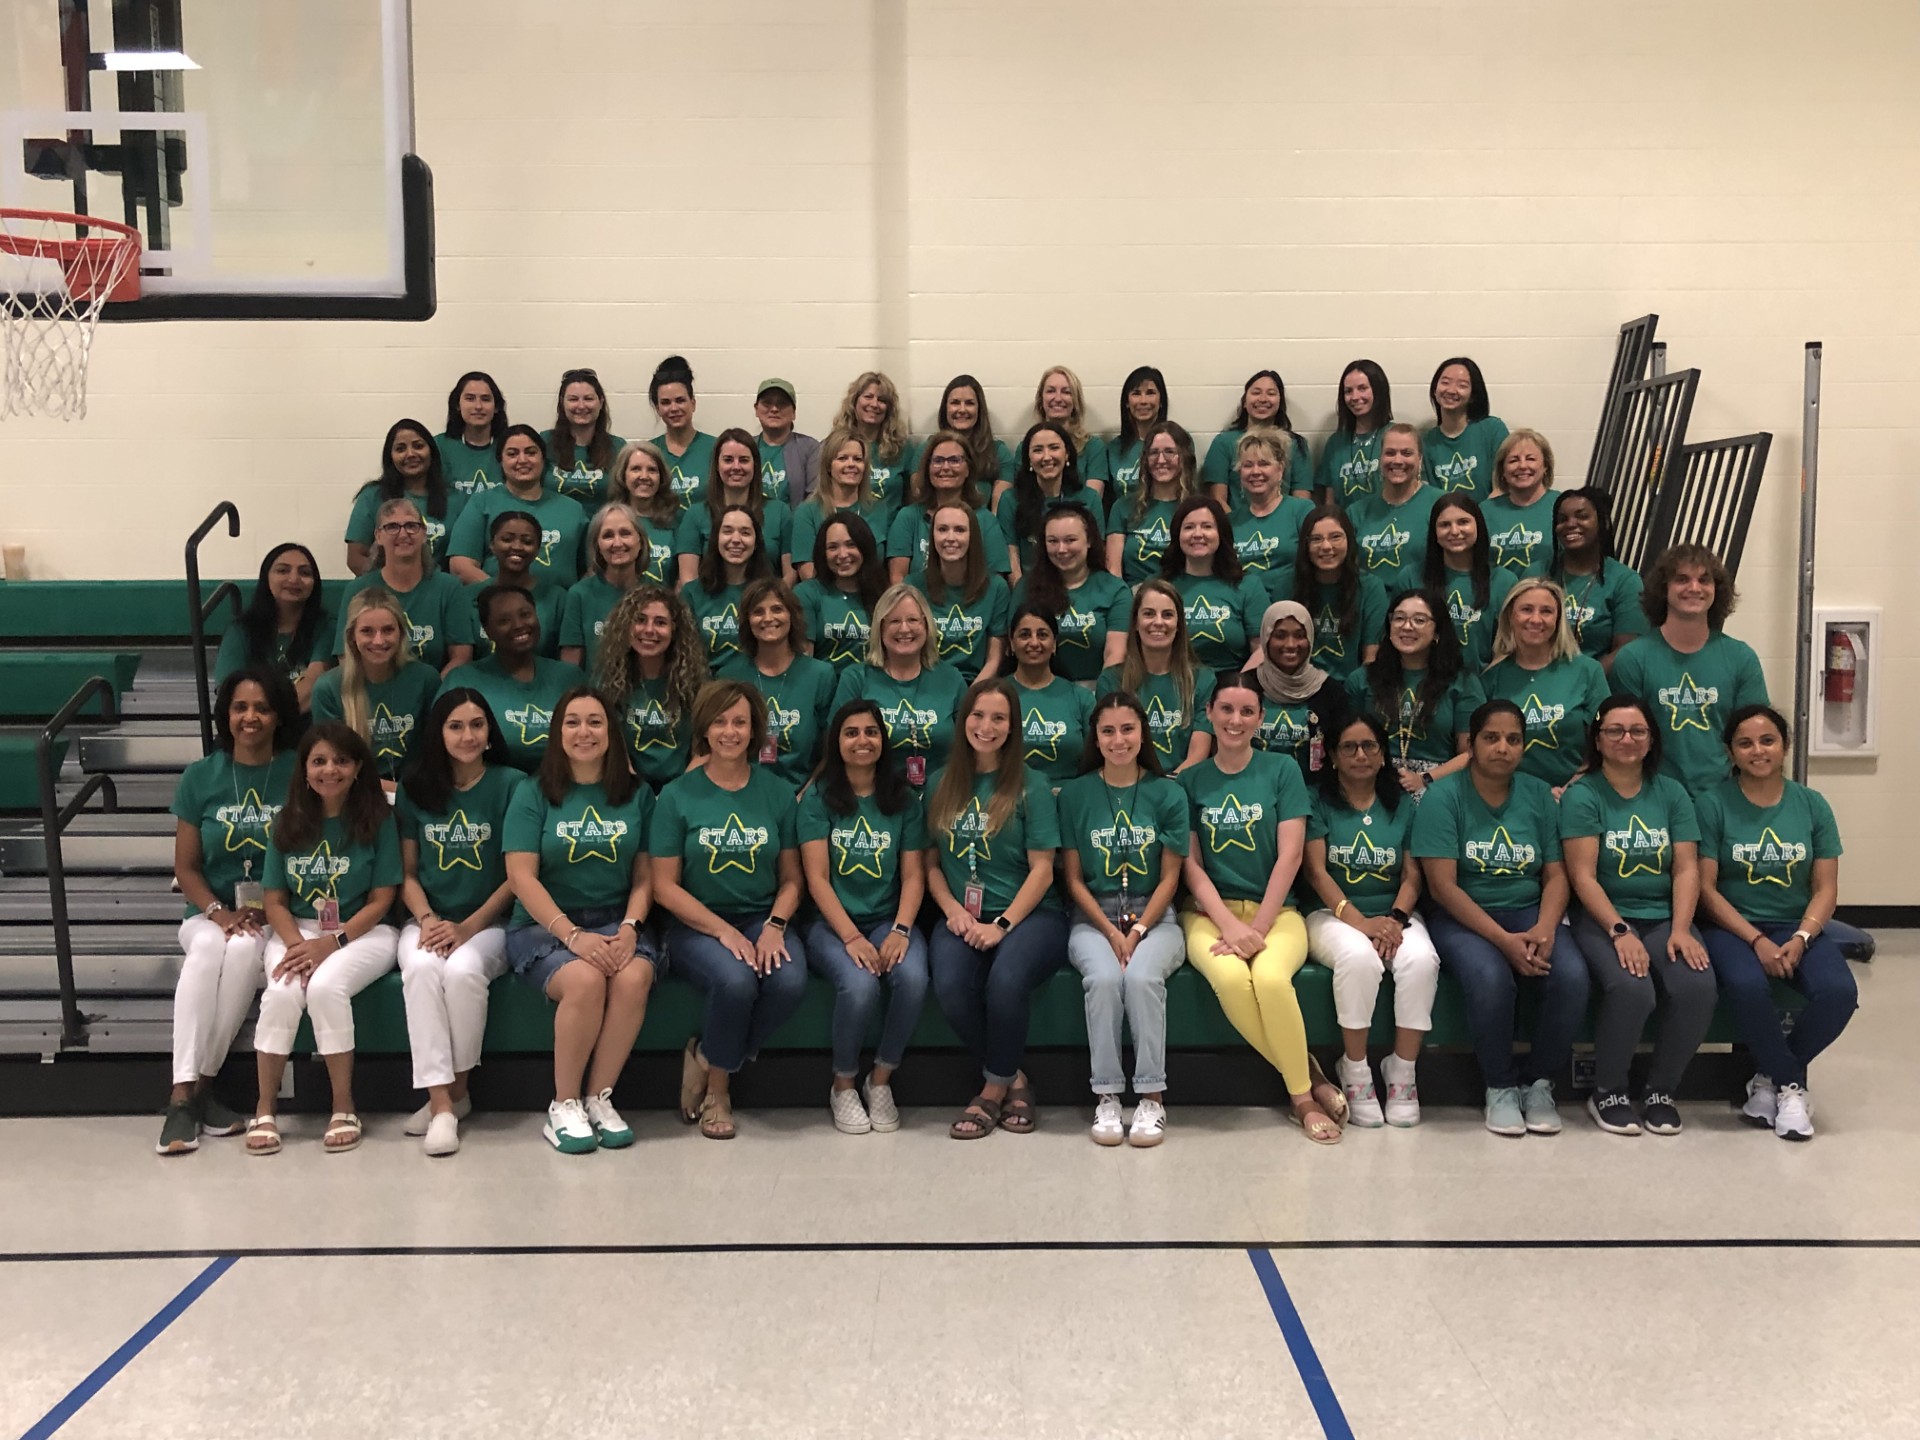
[173,915,268,1086]
[1304,908,1441,1032]
[256,921,399,1056]
[397,923,508,1089]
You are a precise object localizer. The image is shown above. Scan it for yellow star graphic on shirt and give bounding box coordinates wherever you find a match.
[1315,606,1346,659]
[1481,825,1527,875]
[562,805,623,864]
[1492,523,1540,569]
[937,605,979,658]
[1393,688,1429,744]
[708,813,764,876]
[1614,814,1668,880]
[1058,605,1095,649]
[836,814,889,880]
[950,797,993,867]
[626,699,675,753]
[532,526,563,567]
[506,703,553,746]
[427,808,487,872]
[1203,793,1260,853]
[1131,517,1170,567]
[765,698,802,748]
[1661,671,1715,732]
[881,697,932,751]
[1144,694,1179,757]
[286,839,343,904]
[1022,706,1064,762]
[1185,596,1232,644]
[1094,808,1152,881]
[369,703,409,762]
[702,604,741,654]
[1363,519,1414,568]
[219,788,274,855]
[1333,829,1393,886]
[1738,826,1801,888]
[1520,693,1560,752]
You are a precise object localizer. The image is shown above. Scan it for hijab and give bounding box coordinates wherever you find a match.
[1250,600,1329,704]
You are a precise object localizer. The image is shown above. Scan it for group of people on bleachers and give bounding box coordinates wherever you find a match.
[160,356,1858,1159]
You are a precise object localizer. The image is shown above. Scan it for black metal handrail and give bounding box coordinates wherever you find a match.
[38,675,120,1050]
[185,501,241,754]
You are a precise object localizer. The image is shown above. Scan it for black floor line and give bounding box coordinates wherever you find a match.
[3,1236,1918,1264]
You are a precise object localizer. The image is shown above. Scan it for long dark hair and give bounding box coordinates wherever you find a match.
[401,688,513,814]
[1227,368,1298,436]
[273,723,390,851]
[1335,359,1393,438]
[536,686,638,806]
[550,368,613,475]
[696,504,773,593]
[1365,588,1463,736]
[706,427,765,526]
[1428,356,1491,424]
[443,371,509,443]
[817,699,913,818]
[363,417,447,520]
[1077,690,1165,778]
[1022,501,1106,617]
[1580,694,1665,782]
[1423,493,1494,609]
[1118,365,1169,445]
[937,374,1001,489]
[1318,712,1402,815]
[1159,496,1243,584]
[1010,421,1087,544]
[236,543,327,667]
[1290,504,1362,646]
[812,512,888,610]
[906,429,989,511]
[493,421,548,470]
[212,665,300,755]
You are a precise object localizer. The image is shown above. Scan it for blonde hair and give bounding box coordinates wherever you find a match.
[1032,365,1090,450]
[585,502,646,581]
[810,426,869,514]
[864,583,940,670]
[610,439,680,526]
[1492,427,1556,496]
[1234,427,1292,482]
[1488,577,1581,666]
[833,371,909,463]
[338,586,418,738]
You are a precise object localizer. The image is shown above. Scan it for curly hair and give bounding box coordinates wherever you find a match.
[1640,542,1737,628]
[833,371,910,466]
[595,584,708,724]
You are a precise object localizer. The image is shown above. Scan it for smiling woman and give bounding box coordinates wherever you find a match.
[345,417,456,575]
[438,586,587,771]
[310,587,441,783]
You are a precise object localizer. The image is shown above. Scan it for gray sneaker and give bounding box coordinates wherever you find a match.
[1741,1073,1777,1127]
[1484,1086,1525,1137]
[156,1102,200,1155]
[1521,1079,1562,1135]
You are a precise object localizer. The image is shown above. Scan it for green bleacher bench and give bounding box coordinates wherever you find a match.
[0,653,141,719]
[0,579,349,642]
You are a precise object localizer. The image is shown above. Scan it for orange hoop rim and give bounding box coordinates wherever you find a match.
[0,206,143,303]
[0,206,142,257]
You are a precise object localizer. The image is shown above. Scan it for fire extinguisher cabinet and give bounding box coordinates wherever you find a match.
[1810,607,1879,758]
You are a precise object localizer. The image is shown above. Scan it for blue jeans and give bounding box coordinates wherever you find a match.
[506,906,659,996]
[666,916,810,1074]
[1067,896,1185,1094]
[803,919,930,1076]
[1427,903,1591,1089]
[1702,923,1858,1089]
[929,909,1070,1086]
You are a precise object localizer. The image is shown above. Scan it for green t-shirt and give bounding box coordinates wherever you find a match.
[310,661,443,778]
[466,579,565,662]
[1420,417,1509,502]
[1179,750,1310,903]
[717,652,838,789]
[791,497,894,573]
[437,655,587,772]
[674,498,793,569]
[1107,437,1144,498]
[863,446,913,519]
[993,487,1104,573]
[830,662,969,785]
[170,750,298,916]
[680,579,747,665]
[396,764,518,921]
[264,812,403,921]
[1010,572,1132,684]
[1303,577,1389,684]
[1697,778,1842,925]
[796,788,929,929]
[344,484,456,569]
[1344,665,1484,771]
[658,431,719,510]
[502,777,653,925]
[447,484,589,587]
[927,766,1063,914]
[1481,492,1554,578]
[794,579,875,673]
[1480,654,1612,786]
[757,435,795,503]
[1348,486,1441,591]
[1096,665,1215,770]
[1207,430,1314,508]
[887,502,1013,577]
[1557,558,1646,660]
[1560,771,1701,920]
[1611,630,1769,798]
[558,573,633,656]
[1076,434,1111,486]
[1411,769,1561,913]
[1253,683,1347,787]
[912,572,1011,682]
[435,434,504,499]
[618,674,694,790]
[652,765,797,915]
[1106,494,1177,585]
[214,616,331,690]
[539,429,627,508]
[1172,572,1270,671]
[332,569,476,670]
[1314,429,1384,504]
[1057,771,1190,900]
[1229,496,1314,607]
[1011,675,1096,784]
[1441,567,1518,672]
[1307,791,1417,918]
[632,516,679,587]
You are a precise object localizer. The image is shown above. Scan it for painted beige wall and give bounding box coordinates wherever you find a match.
[0,0,1912,898]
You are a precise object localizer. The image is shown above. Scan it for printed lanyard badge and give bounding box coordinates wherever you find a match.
[906,755,926,787]
[760,735,779,764]
[232,860,264,912]
[318,897,342,933]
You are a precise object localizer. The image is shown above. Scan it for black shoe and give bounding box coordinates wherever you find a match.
[1587,1092,1642,1136]
[1639,1092,1683,1136]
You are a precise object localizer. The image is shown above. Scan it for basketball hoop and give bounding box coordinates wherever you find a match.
[0,208,143,422]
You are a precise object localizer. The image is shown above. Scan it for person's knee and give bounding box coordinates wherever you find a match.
[766,958,810,1003]
[835,964,882,1008]
[1339,949,1386,987]
[1803,951,1860,1012]
[551,963,608,1007]
[609,958,655,999]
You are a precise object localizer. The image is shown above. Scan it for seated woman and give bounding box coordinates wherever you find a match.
[1695,705,1855,1142]
[1179,672,1345,1144]
[791,428,892,582]
[1549,487,1643,671]
[1413,699,1590,1137]
[1105,420,1198,586]
[158,666,301,1156]
[1302,713,1441,1129]
[1560,696,1716,1137]
[1344,587,1479,796]
[1009,503,1129,684]
[446,425,589,589]
[886,430,1014,583]
[334,497,475,674]
[1420,356,1508,502]
[1480,578,1611,792]
[393,688,518,1156]
[1423,493,1516,671]
[835,370,915,518]
[1203,369,1312,509]
[247,724,402,1156]
[650,355,718,508]
[312,589,441,786]
[1228,428,1316,606]
[594,585,708,790]
[1035,364,1109,488]
[907,502,1010,683]
[346,418,456,575]
[830,583,969,792]
[653,680,811,1140]
[1287,505,1386,685]
[437,370,508,499]
[471,510,564,660]
[608,439,682,585]
[1004,604,1096,787]
[1097,579,1213,774]
[716,578,838,791]
[924,679,1066,1139]
[798,700,931,1135]
[214,543,331,713]
[440,586,587,772]
[504,687,658,1154]
[679,504,774,668]
[558,502,647,667]
[1246,601,1347,781]
[541,368,625,506]
[995,422,1101,578]
[1160,497,1270,672]
[1058,692,1190,1147]
[796,514,888,674]
[674,429,793,586]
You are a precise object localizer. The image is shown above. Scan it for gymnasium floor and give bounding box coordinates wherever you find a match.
[3,942,1914,1439]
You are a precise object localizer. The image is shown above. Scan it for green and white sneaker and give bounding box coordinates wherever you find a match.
[198,1092,247,1137]
[544,1098,599,1154]
[1484,1086,1525,1137]
[157,1102,200,1155]
[584,1089,634,1149]
[1521,1079,1562,1135]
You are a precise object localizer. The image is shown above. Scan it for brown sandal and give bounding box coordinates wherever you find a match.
[1307,1055,1350,1127]
[698,1093,735,1140]
[949,1095,1001,1139]
[678,1038,708,1125]
[999,1082,1037,1134]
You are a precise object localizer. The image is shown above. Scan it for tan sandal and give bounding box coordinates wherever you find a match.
[698,1093,735,1140]
[322,1112,362,1152]
[1288,1098,1343,1145]
[678,1039,708,1125]
[244,1115,281,1156]
[1307,1055,1350,1128]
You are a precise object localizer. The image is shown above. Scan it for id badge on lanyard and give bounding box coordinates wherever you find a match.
[318,897,342,933]
[232,861,264,912]
[963,860,984,919]
[760,736,779,764]
[907,754,926,788]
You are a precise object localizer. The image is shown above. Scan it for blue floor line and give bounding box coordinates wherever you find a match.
[1248,1247,1355,1440]
[19,1254,237,1440]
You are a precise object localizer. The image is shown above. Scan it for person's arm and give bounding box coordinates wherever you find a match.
[1101,628,1126,671]
[173,821,263,936]
[877,850,927,970]
[294,661,327,712]
[992,849,1056,936]
[1774,856,1840,978]
[1062,849,1126,960]
[1421,856,1528,964]
[1598,632,1631,675]
[559,646,585,668]
[1138,846,1182,934]
[346,541,374,577]
[449,554,489,585]
[802,837,878,969]
[922,844,977,942]
[974,635,1005,682]
[887,556,910,585]
[1176,729,1212,773]
[1562,834,1648,978]
[1104,530,1126,577]
[597,854,652,973]
[1665,841,1710,969]
[1250,816,1306,936]
[647,853,755,963]
[505,851,615,967]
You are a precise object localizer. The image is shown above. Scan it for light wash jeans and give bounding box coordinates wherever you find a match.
[1067,895,1185,1095]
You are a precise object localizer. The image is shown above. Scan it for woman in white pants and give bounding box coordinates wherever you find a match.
[248,724,402,1155]
[160,666,301,1155]
[394,688,519,1155]
[1301,712,1440,1127]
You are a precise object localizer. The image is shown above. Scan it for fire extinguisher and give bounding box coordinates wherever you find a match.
[1824,630,1859,704]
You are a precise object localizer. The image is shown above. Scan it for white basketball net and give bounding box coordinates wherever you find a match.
[0,211,141,422]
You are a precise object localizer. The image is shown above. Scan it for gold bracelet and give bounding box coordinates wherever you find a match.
[1334,898,1349,919]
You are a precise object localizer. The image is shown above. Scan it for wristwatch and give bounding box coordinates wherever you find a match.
[766,914,789,931]
[1389,907,1411,925]
[619,916,641,932]
[1793,929,1814,946]
[1610,921,1632,939]
[890,922,912,938]
[993,914,1013,933]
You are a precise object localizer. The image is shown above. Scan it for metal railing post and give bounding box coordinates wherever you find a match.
[38,676,119,1050]
[185,502,241,754]
[1793,343,1821,784]
[1650,341,1667,378]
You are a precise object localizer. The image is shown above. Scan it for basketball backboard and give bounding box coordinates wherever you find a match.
[0,0,432,320]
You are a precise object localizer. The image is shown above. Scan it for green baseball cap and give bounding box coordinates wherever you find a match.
[756,378,796,404]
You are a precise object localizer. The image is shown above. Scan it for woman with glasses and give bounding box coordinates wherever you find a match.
[1345,588,1478,797]
[346,418,456,575]
[887,431,1015,584]
[542,368,625,507]
[332,497,475,674]
[1287,506,1386,685]
[1106,421,1198,586]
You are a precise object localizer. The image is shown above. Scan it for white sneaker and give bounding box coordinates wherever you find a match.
[1338,1057,1385,1128]
[423,1110,461,1157]
[1773,1083,1814,1141]
[1741,1073,1777,1127]
[405,1094,472,1137]
[1380,1054,1421,1127]
[862,1078,900,1132]
[1127,1097,1167,1147]
[830,1085,872,1135]
[585,1088,634,1149]
[543,1098,598,1154]
[1091,1094,1125,1146]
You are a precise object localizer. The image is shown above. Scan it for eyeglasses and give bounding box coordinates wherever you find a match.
[1337,739,1382,756]
[1391,614,1435,629]
[1598,725,1651,740]
[929,455,968,470]
[377,521,426,535]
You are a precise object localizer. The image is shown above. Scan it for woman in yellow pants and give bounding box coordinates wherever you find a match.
[1179,671,1349,1142]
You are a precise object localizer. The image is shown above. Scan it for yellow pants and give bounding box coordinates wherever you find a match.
[1181,901,1311,1096]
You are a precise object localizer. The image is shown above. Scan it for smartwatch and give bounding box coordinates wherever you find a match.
[1793,929,1814,946]
[890,922,913,938]
[1610,921,1633,939]
[993,914,1013,933]
[1389,907,1411,926]
[765,914,789,932]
